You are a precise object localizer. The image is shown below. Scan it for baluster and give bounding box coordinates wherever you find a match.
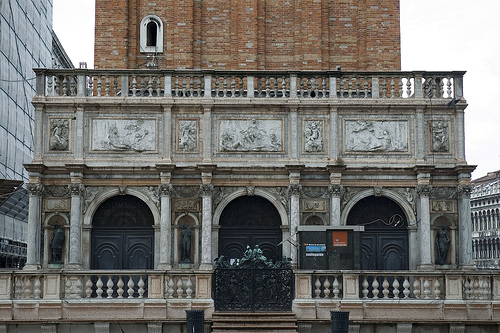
[362,277,369,298]
[382,277,390,298]
[390,77,395,98]
[353,77,360,98]
[406,77,412,97]
[104,75,110,96]
[113,76,119,96]
[463,277,472,299]
[423,278,431,299]
[62,76,68,96]
[117,276,124,298]
[473,278,480,299]
[47,75,53,95]
[86,277,93,298]
[398,77,403,98]
[70,76,77,95]
[446,77,452,98]
[371,277,379,298]
[195,76,202,97]
[281,76,287,97]
[433,278,441,299]
[176,277,183,298]
[413,278,421,299]
[265,76,271,98]
[147,76,154,97]
[392,278,400,299]
[96,276,104,298]
[65,276,72,297]
[156,75,162,96]
[34,276,41,299]
[214,76,221,97]
[222,76,228,97]
[273,77,279,97]
[364,79,369,98]
[166,276,175,298]
[106,276,114,298]
[181,75,187,97]
[138,276,145,298]
[323,276,331,298]
[131,76,137,96]
[186,277,193,299]
[346,78,353,98]
[381,77,387,98]
[76,277,83,298]
[322,77,327,98]
[402,278,410,299]
[332,276,340,299]
[299,77,304,98]
[339,77,345,97]
[230,76,236,97]
[438,77,444,98]
[23,277,32,298]
[480,277,490,299]
[314,276,321,298]
[15,277,23,299]
[127,277,135,298]
[96,76,102,96]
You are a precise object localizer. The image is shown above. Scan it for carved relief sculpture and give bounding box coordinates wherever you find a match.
[177,120,197,152]
[49,118,69,151]
[219,118,282,152]
[345,120,408,152]
[304,120,323,153]
[430,121,449,152]
[92,119,156,152]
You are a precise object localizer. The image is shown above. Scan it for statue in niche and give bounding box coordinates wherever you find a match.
[49,119,69,151]
[304,120,323,152]
[431,121,449,152]
[180,223,192,263]
[435,225,450,265]
[178,120,197,152]
[50,223,65,264]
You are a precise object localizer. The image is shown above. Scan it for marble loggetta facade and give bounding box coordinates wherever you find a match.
[3,69,489,333]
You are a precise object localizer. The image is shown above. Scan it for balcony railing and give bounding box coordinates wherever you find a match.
[34,69,465,101]
[1,270,498,301]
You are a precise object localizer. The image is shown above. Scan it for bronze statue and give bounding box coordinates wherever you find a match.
[50,223,65,264]
[180,223,192,263]
[435,225,450,265]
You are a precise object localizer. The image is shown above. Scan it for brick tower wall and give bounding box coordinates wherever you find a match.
[94,0,401,70]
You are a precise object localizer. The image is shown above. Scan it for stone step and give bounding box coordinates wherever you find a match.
[211,312,298,333]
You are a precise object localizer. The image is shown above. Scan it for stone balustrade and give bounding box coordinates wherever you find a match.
[34,69,465,100]
[2,270,499,302]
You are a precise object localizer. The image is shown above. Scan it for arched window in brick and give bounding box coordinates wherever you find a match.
[140,15,163,53]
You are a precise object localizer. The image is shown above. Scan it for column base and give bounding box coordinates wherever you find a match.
[65,263,83,270]
[23,264,41,271]
[156,263,172,271]
[458,264,476,271]
[198,263,213,271]
[417,264,434,271]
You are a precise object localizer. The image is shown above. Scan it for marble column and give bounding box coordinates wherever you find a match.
[289,184,301,267]
[417,185,432,269]
[24,183,43,270]
[158,184,173,270]
[199,184,214,270]
[68,183,84,268]
[328,185,342,226]
[458,185,474,268]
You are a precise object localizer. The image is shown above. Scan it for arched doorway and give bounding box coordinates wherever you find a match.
[91,195,154,269]
[347,196,408,270]
[218,196,282,263]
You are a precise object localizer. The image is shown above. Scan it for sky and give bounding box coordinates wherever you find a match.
[52,0,500,180]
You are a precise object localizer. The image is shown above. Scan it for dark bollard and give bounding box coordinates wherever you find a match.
[331,311,349,333]
[186,309,205,333]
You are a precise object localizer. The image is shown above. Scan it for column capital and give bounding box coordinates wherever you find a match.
[68,183,84,196]
[288,184,302,196]
[199,184,214,197]
[328,184,343,197]
[159,184,174,196]
[416,185,432,197]
[457,184,473,198]
[27,183,44,196]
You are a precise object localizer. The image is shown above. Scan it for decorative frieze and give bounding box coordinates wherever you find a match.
[218,118,283,152]
[91,118,157,152]
[345,120,408,153]
[44,185,70,198]
[430,120,450,152]
[304,120,324,153]
[175,186,199,198]
[48,118,70,151]
[302,186,328,198]
[176,119,198,153]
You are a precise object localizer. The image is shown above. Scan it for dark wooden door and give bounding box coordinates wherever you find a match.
[218,196,282,263]
[361,230,408,270]
[91,229,153,269]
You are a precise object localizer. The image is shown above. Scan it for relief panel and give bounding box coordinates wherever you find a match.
[176,118,199,153]
[303,120,325,153]
[344,120,408,153]
[429,120,450,153]
[218,118,283,153]
[90,118,157,152]
[48,118,71,152]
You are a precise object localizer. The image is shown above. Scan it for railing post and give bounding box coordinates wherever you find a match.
[371,76,379,98]
[453,71,464,99]
[77,72,86,96]
[342,274,359,299]
[290,73,297,98]
[0,274,12,300]
[35,69,46,96]
[247,75,254,97]
[204,75,212,97]
[164,73,172,97]
[121,74,129,97]
[414,72,424,98]
[444,274,463,300]
[329,76,338,99]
